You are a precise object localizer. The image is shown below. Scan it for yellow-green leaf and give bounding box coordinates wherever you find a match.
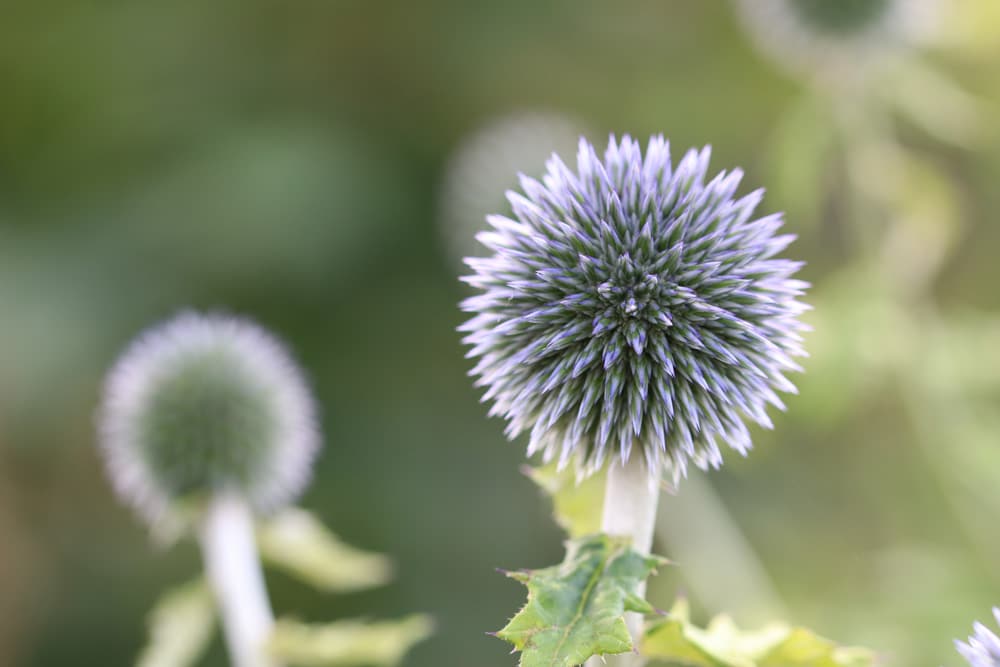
[257,508,393,593]
[269,615,433,667]
[524,463,606,538]
[136,578,215,667]
[497,533,667,667]
[643,599,877,667]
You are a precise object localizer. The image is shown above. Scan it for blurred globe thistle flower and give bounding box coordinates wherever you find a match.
[460,135,808,480]
[99,312,319,528]
[733,0,939,83]
[957,609,1000,667]
[439,111,587,269]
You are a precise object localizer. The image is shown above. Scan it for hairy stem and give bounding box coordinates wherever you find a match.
[587,455,660,667]
[199,493,280,667]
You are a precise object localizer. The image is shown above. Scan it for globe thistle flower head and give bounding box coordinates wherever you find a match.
[957,609,1000,667]
[99,312,319,528]
[460,135,808,481]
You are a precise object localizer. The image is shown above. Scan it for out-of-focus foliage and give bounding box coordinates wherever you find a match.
[257,509,394,593]
[2,0,1000,666]
[132,507,426,666]
[525,463,607,538]
[652,472,787,626]
[268,616,434,667]
[643,599,875,667]
[128,507,422,667]
[137,579,215,667]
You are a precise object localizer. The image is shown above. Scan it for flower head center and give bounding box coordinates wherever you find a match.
[596,257,664,323]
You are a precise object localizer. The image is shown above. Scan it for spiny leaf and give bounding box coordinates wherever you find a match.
[136,578,215,667]
[257,508,393,593]
[268,615,433,667]
[497,533,667,667]
[524,463,606,538]
[642,599,877,667]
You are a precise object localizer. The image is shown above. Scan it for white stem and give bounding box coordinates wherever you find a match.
[601,456,659,557]
[199,493,280,667]
[587,455,660,667]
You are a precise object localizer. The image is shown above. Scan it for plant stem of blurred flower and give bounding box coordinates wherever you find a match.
[655,471,788,624]
[199,493,280,667]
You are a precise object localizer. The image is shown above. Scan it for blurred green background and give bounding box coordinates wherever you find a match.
[2,1,1000,665]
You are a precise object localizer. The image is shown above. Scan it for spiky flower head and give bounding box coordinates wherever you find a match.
[460,135,808,480]
[958,609,1000,667]
[99,312,319,528]
[734,0,938,83]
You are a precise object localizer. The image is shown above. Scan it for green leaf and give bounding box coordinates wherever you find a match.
[136,578,215,667]
[524,463,606,538]
[760,628,875,667]
[497,533,667,667]
[642,599,877,667]
[257,508,393,593]
[268,615,434,667]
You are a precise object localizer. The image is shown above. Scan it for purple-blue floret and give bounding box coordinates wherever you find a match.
[957,609,1000,667]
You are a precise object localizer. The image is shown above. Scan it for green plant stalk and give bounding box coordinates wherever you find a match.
[586,455,659,667]
[199,492,281,667]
